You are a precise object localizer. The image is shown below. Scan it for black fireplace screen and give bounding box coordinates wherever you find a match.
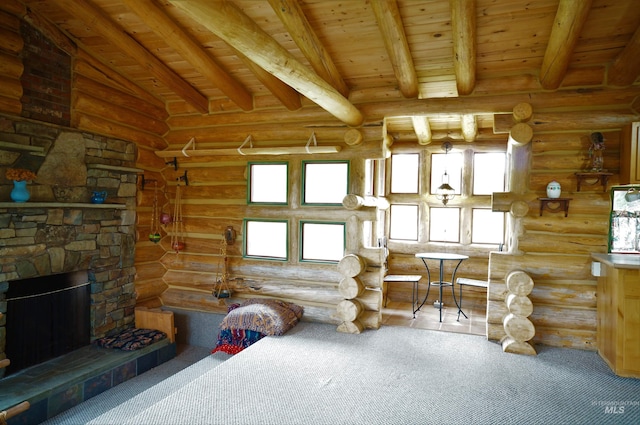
[5,270,90,376]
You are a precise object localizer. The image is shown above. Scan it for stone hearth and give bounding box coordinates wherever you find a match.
[0,115,141,380]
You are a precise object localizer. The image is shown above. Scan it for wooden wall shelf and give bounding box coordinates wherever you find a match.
[575,172,613,192]
[538,197,572,217]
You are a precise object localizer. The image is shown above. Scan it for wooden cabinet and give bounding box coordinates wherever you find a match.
[593,254,640,378]
[620,122,640,184]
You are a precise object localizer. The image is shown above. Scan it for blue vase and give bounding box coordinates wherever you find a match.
[10,180,30,202]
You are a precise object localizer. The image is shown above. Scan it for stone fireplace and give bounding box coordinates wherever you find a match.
[0,115,140,379]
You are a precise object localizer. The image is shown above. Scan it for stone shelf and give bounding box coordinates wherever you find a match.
[86,163,144,173]
[0,202,127,209]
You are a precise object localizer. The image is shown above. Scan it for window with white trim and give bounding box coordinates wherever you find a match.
[387,144,506,248]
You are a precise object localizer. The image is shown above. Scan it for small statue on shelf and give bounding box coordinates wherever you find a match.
[588,132,605,172]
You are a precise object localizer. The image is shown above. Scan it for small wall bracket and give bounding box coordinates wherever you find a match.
[166,157,178,171]
[139,175,157,191]
[575,172,613,192]
[538,197,572,217]
[177,170,189,186]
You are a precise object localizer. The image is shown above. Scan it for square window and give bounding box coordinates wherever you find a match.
[473,153,506,195]
[389,204,418,241]
[248,162,288,204]
[391,153,419,193]
[244,219,288,260]
[429,207,460,242]
[472,209,505,244]
[300,221,345,262]
[303,161,349,205]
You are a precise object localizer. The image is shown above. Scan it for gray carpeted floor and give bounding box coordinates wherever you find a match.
[45,321,640,425]
[47,322,640,425]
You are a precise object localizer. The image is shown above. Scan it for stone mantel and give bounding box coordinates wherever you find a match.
[0,202,127,209]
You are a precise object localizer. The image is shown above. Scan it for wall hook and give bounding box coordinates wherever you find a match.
[139,175,157,191]
[166,157,178,170]
[177,170,189,186]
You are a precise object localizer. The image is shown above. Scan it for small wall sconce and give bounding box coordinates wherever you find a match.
[224,226,236,245]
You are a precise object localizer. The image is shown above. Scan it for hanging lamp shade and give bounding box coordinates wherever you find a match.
[435,141,456,206]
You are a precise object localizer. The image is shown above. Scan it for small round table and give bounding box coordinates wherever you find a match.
[415,252,469,322]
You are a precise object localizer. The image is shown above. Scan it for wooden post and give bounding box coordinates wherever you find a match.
[501,270,536,355]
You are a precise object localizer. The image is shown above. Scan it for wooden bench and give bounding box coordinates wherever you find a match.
[455,278,488,320]
[383,275,423,316]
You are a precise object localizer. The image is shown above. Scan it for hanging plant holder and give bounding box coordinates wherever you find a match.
[148,180,161,243]
[213,233,232,299]
[170,184,186,253]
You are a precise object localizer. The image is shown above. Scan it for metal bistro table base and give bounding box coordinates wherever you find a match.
[415,253,469,322]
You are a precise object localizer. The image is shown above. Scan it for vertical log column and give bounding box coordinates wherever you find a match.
[502,270,536,355]
[336,254,367,334]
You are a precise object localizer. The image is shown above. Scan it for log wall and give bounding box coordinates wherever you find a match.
[135,139,387,328]
[486,128,622,351]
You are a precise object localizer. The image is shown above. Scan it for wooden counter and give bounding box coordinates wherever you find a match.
[591,253,640,378]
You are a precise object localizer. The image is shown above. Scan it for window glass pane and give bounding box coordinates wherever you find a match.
[364,159,375,196]
[429,207,460,242]
[472,209,505,244]
[245,220,287,259]
[301,222,345,262]
[249,163,288,203]
[473,153,506,195]
[391,154,419,193]
[303,161,349,204]
[389,204,418,240]
[431,152,462,194]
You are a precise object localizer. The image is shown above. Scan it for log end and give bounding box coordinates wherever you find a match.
[502,337,537,356]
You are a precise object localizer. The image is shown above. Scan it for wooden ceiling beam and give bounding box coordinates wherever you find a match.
[121,0,253,111]
[539,0,593,90]
[268,0,349,98]
[169,0,363,127]
[50,0,209,114]
[450,0,476,96]
[370,0,418,98]
[608,25,640,87]
[233,49,302,111]
[411,116,432,145]
[460,114,477,142]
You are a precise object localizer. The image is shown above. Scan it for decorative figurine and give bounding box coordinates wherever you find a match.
[588,132,605,172]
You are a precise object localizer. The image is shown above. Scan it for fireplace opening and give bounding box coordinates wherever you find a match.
[5,270,90,376]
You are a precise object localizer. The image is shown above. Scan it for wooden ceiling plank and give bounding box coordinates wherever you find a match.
[450,0,477,96]
[608,25,640,87]
[268,0,349,98]
[539,0,593,90]
[121,0,253,111]
[370,0,418,98]
[49,0,209,114]
[169,0,363,127]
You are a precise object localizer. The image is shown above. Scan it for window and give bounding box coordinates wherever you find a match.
[300,221,345,262]
[429,207,460,242]
[387,144,506,247]
[389,204,419,241]
[390,153,419,193]
[471,209,504,244]
[473,153,506,195]
[302,160,349,205]
[248,162,288,204]
[244,219,288,260]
